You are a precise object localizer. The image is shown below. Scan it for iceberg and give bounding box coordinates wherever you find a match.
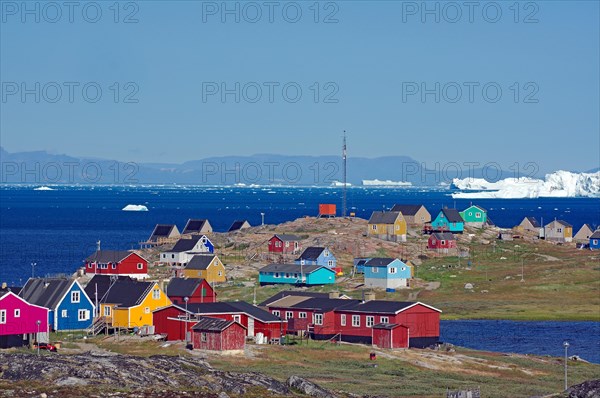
[330,180,352,187]
[122,204,149,211]
[34,186,54,191]
[362,179,412,187]
[451,170,600,199]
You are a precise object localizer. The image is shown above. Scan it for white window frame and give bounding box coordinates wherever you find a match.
[71,291,80,303]
[104,306,111,316]
[0,310,6,324]
[313,313,323,325]
[366,316,374,327]
[340,314,346,326]
[144,307,150,314]
[475,212,481,218]
[389,267,397,274]
[137,263,143,270]
[286,311,293,319]
[324,250,329,257]
[380,316,389,324]
[88,263,93,268]
[372,267,378,274]
[328,260,334,267]
[152,288,160,300]
[233,315,241,323]
[201,332,207,342]
[78,309,89,321]
[372,225,377,230]
[285,241,290,248]
[352,315,360,327]
[299,312,307,319]
[111,263,117,269]
[272,310,280,317]
[14,308,20,318]
[62,309,67,318]
[274,272,280,278]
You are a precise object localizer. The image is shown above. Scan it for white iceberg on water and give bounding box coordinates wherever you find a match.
[122,204,149,211]
[451,170,600,199]
[362,179,412,187]
[34,186,54,191]
[330,180,352,187]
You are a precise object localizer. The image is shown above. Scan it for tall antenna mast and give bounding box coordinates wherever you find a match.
[342,131,347,217]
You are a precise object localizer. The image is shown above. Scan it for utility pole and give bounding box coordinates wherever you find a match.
[31,262,36,278]
[342,131,347,217]
[563,341,570,390]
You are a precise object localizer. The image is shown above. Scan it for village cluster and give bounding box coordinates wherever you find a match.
[1,203,598,353]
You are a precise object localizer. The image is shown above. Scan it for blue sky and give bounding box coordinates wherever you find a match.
[1,0,599,172]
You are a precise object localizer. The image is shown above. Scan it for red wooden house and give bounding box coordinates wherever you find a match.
[153,301,286,342]
[166,278,216,305]
[372,323,409,349]
[191,317,246,351]
[84,250,148,278]
[268,234,302,254]
[427,232,457,253]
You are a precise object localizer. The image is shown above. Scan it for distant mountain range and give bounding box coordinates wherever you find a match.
[0,147,595,186]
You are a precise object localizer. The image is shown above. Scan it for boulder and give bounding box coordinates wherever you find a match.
[287,375,338,398]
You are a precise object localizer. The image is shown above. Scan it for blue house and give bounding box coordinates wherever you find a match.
[590,230,600,250]
[258,264,336,286]
[19,278,95,331]
[353,257,372,274]
[295,247,337,270]
[363,258,412,291]
[430,208,465,233]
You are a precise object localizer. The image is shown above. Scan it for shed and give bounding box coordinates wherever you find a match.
[574,224,594,242]
[191,317,246,351]
[590,230,600,250]
[318,204,336,217]
[228,220,251,232]
[182,219,213,235]
[372,323,409,349]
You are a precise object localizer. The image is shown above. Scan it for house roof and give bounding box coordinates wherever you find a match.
[296,247,327,261]
[166,278,207,297]
[590,231,600,239]
[575,224,594,237]
[176,301,283,323]
[186,255,216,270]
[226,301,283,322]
[372,323,406,330]
[524,217,540,228]
[259,290,331,306]
[290,297,361,312]
[368,211,401,224]
[84,275,135,303]
[170,236,203,253]
[464,204,487,212]
[228,220,250,232]
[485,217,495,227]
[440,208,463,223]
[273,234,302,242]
[364,258,396,267]
[431,232,456,241]
[102,280,154,307]
[183,219,210,234]
[264,295,313,308]
[341,300,442,314]
[390,204,424,216]
[191,316,240,332]
[85,250,135,263]
[149,224,178,240]
[547,219,573,228]
[19,277,75,309]
[259,263,331,274]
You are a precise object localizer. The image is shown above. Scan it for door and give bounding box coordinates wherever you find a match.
[247,317,255,337]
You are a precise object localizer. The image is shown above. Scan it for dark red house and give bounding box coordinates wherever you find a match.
[191,317,246,351]
[268,234,302,254]
[166,278,216,305]
[84,250,148,278]
[153,301,286,342]
[427,232,457,253]
[372,323,409,349]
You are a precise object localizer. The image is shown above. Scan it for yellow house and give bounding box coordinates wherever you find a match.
[181,254,226,283]
[367,211,407,242]
[99,280,171,328]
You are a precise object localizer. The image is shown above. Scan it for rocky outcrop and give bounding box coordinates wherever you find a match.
[566,379,600,398]
[287,375,338,398]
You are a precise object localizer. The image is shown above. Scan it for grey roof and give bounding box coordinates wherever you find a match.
[372,323,404,330]
[149,224,178,241]
[183,219,209,234]
[368,211,401,224]
[390,204,424,216]
[364,258,395,267]
[84,275,135,302]
[186,255,216,270]
[177,301,283,323]
[290,297,360,312]
[19,278,75,310]
[166,278,206,297]
[85,250,134,263]
[102,280,154,307]
[226,301,283,322]
[341,300,418,314]
[440,208,464,223]
[228,220,250,232]
[191,316,238,332]
[259,291,331,306]
[547,219,573,228]
[464,204,487,212]
[431,232,455,241]
[170,236,202,253]
[259,263,331,274]
[296,247,326,261]
[273,234,302,242]
[524,217,540,228]
[590,231,600,239]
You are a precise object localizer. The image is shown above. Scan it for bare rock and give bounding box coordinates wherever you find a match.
[287,375,338,398]
[566,379,600,398]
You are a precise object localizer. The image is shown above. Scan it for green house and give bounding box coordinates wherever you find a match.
[459,205,487,227]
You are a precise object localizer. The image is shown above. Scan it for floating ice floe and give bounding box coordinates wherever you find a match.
[362,179,412,187]
[122,204,149,211]
[34,186,54,191]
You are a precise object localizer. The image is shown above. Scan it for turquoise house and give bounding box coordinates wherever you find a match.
[431,208,465,233]
[258,264,336,286]
[363,258,412,291]
[459,205,487,227]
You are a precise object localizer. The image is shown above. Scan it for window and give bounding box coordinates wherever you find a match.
[233,315,241,322]
[162,254,166,259]
[285,241,290,248]
[380,316,389,324]
[475,212,481,218]
[352,315,360,327]
[328,260,334,267]
[294,242,298,249]
[62,310,67,318]
[14,309,20,318]
[201,332,207,342]
[152,288,160,299]
[340,314,346,326]
[441,240,446,245]
[401,267,406,271]
[104,306,111,316]
[144,307,150,314]
[218,270,222,276]
[372,267,378,273]
[272,310,280,317]
[324,250,329,257]
[78,309,89,321]
[389,267,397,274]
[300,259,305,265]
[285,273,290,278]
[557,228,562,233]
[99,263,108,269]
[468,212,472,216]
[366,316,374,327]
[275,241,281,247]
[88,263,93,268]
[172,254,175,259]
[71,291,80,303]
[372,225,377,230]
[0,310,6,324]
[274,272,280,278]
[137,263,143,270]
[286,311,293,319]
[594,240,598,245]
[110,263,116,269]
[431,239,436,245]
[294,273,299,278]
[395,224,399,230]
[313,313,323,325]
[299,312,307,319]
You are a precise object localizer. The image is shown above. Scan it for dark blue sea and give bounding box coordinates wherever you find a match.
[1,185,599,362]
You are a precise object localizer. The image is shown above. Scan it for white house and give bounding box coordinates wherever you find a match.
[160,235,214,266]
